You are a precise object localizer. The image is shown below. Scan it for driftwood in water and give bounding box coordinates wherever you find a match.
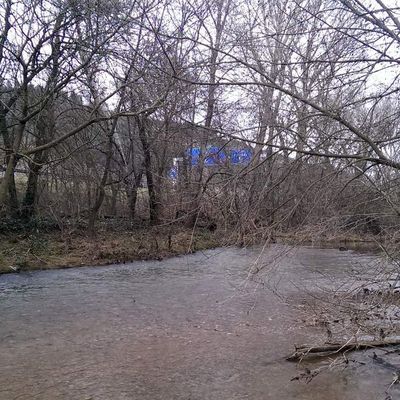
[287,339,400,362]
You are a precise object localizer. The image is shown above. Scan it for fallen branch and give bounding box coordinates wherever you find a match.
[287,339,400,362]
[371,353,400,372]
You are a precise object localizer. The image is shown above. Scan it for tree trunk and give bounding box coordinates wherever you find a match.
[21,152,46,220]
[0,110,19,215]
[0,91,27,214]
[0,153,18,215]
[87,128,114,236]
[127,169,143,220]
[110,184,118,217]
[21,163,40,220]
[136,116,159,225]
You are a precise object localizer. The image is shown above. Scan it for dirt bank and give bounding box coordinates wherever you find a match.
[0,220,380,274]
[0,226,225,274]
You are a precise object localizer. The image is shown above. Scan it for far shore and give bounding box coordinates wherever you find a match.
[0,223,381,275]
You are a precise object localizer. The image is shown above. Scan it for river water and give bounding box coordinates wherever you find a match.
[0,245,398,399]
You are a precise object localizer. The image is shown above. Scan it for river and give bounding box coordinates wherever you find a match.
[0,245,398,399]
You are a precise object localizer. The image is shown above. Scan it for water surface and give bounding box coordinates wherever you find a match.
[0,245,397,399]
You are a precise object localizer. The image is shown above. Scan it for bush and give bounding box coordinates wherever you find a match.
[0,217,60,234]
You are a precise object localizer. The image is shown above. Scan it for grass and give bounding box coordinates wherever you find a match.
[0,226,224,274]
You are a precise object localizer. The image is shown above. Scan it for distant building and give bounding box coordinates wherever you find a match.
[186,146,252,167]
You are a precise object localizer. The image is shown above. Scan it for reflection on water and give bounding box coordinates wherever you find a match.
[0,245,398,399]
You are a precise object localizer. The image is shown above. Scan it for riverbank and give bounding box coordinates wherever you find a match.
[0,223,380,274]
[0,226,225,274]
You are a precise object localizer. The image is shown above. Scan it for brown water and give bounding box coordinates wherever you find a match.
[0,245,398,399]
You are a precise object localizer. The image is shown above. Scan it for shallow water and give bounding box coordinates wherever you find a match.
[0,245,398,399]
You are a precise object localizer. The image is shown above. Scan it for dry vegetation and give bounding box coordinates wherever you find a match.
[0,225,225,273]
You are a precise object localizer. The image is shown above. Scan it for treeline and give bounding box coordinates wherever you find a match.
[1,0,399,240]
